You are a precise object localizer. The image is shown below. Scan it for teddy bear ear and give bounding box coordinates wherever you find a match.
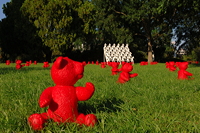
[54,56,68,69]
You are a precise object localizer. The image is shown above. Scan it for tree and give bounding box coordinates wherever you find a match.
[92,0,186,63]
[0,0,45,62]
[1,0,199,62]
[21,0,96,59]
[92,0,135,44]
[172,0,200,55]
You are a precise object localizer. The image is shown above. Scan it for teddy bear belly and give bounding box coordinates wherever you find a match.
[47,86,79,122]
[178,70,187,79]
[119,72,129,80]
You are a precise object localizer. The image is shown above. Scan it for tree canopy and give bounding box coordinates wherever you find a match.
[0,0,200,62]
[92,0,191,62]
[21,0,96,57]
[0,0,45,61]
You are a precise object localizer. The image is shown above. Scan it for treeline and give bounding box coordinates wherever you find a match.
[0,0,200,63]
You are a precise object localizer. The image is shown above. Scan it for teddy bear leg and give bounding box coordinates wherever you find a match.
[28,113,48,130]
[76,113,97,127]
[85,114,97,127]
[76,113,85,125]
[117,78,126,83]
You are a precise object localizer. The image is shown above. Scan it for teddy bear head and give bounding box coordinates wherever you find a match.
[121,63,133,72]
[51,57,84,86]
[16,60,22,64]
[169,61,175,66]
[178,62,188,70]
[111,62,119,68]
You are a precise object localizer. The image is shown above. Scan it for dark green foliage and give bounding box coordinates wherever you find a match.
[0,0,200,62]
[91,0,184,62]
[21,0,98,58]
[183,47,200,61]
[193,47,200,61]
[171,0,200,53]
[0,0,48,62]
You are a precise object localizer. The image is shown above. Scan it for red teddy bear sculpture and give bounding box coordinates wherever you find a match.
[177,62,193,80]
[15,60,24,69]
[43,61,50,68]
[168,61,176,71]
[6,60,11,65]
[111,62,120,75]
[28,57,97,130]
[100,62,106,68]
[117,63,138,83]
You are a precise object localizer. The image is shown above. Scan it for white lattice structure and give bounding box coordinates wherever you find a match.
[103,43,134,63]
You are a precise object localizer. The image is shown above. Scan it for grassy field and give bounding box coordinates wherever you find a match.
[0,62,200,132]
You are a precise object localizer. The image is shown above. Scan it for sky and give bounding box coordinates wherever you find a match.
[0,0,10,20]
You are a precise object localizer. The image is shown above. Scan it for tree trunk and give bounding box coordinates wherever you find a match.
[142,19,153,63]
[147,37,153,63]
[43,46,52,62]
[46,50,52,63]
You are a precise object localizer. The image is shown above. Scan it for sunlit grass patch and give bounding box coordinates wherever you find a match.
[0,63,200,132]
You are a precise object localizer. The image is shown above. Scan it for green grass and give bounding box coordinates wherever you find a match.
[0,62,200,132]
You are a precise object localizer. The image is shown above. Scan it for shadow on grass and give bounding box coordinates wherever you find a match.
[0,66,51,75]
[78,97,124,114]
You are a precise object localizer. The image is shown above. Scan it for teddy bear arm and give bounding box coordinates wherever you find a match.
[39,87,53,108]
[76,82,95,101]
[170,66,176,71]
[184,71,193,76]
[130,73,138,78]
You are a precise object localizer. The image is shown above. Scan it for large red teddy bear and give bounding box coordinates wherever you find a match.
[117,63,138,83]
[177,62,193,80]
[28,57,97,130]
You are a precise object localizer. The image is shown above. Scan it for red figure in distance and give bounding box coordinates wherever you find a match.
[100,62,106,68]
[82,61,86,66]
[177,62,193,80]
[111,62,120,75]
[6,60,11,65]
[28,57,97,130]
[121,61,126,66]
[25,61,30,66]
[15,60,24,69]
[43,62,50,68]
[165,62,169,68]
[168,61,176,71]
[140,61,148,65]
[150,62,158,65]
[117,63,138,83]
